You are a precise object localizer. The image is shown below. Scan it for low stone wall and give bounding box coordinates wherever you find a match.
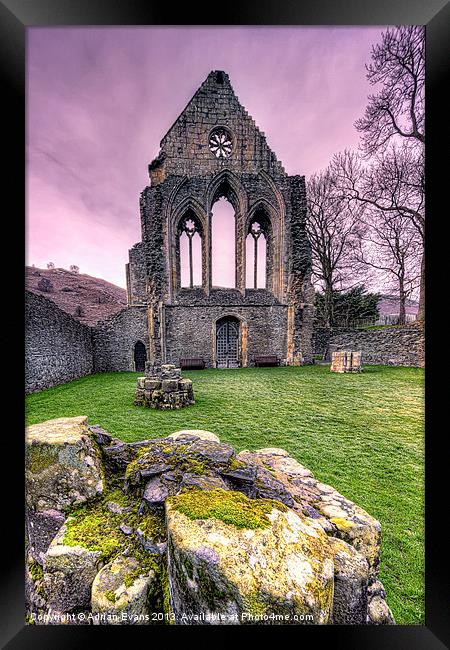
[25,417,395,626]
[25,291,94,394]
[314,324,424,367]
[92,306,149,372]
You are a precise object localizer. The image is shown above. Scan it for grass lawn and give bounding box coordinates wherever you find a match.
[26,365,424,624]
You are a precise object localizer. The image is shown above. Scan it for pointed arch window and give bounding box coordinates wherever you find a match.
[211,196,236,288]
[178,211,202,288]
[246,211,269,289]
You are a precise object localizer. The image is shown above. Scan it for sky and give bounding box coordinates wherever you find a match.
[27,26,385,288]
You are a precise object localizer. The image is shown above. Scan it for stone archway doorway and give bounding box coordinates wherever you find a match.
[216,317,240,368]
[133,341,147,372]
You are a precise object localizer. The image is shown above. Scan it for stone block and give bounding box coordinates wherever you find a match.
[91,556,158,625]
[25,416,104,512]
[43,521,102,612]
[166,491,335,624]
[330,350,362,373]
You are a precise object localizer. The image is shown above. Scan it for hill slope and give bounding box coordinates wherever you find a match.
[25,266,127,326]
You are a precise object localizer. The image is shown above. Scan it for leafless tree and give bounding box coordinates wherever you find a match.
[332,148,422,324]
[355,25,425,320]
[355,210,420,325]
[355,26,424,156]
[306,168,366,328]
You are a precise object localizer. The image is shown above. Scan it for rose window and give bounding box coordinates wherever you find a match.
[209,128,233,158]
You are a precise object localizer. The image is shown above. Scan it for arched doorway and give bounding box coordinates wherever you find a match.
[133,341,147,372]
[216,317,240,368]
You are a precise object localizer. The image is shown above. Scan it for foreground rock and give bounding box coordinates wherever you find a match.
[26,420,395,625]
[26,416,104,565]
[166,489,334,624]
[26,416,104,512]
[91,556,159,625]
[43,522,102,612]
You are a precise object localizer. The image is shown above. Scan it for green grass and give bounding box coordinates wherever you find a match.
[25,365,424,624]
[357,324,404,330]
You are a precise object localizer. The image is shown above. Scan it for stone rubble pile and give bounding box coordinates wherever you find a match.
[134,363,194,410]
[25,416,395,626]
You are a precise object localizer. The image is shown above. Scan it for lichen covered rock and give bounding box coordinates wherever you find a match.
[166,489,335,625]
[91,556,159,625]
[26,508,66,564]
[43,522,102,612]
[25,422,394,626]
[26,416,104,512]
[328,537,369,624]
[367,580,395,624]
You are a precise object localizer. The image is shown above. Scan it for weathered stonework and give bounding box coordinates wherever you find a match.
[313,324,424,368]
[134,364,194,409]
[123,70,314,370]
[25,418,395,626]
[25,73,424,389]
[25,291,94,393]
[330,351,362,373]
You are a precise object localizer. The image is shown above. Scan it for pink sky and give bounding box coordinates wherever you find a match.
[27,26,384,288]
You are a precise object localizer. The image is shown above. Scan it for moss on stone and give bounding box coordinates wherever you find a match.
[244,592,268,617]
[63,485,164,571]
[105,590,117,603]
[168,489,287,530]
[180,458,207,475]
[160,561,174,623]
[26,445,56,474]
[28,560,44,583]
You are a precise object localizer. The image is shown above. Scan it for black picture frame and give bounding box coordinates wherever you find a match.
[2,0,448,647]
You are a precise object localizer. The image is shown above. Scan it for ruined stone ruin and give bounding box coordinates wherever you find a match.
[26,416,394,626]
[134,363,194,409]
[330,351,362,373]
[91,70,314,373]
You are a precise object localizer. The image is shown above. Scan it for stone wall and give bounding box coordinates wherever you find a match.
[92,306,149,373]
[314,324,424,367]
[25,291,94,394]
[165,304,288,367]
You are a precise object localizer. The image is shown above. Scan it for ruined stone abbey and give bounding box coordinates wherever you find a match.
[119,70,314,370]
[25,70,424,393]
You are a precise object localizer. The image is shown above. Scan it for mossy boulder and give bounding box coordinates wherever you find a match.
[26,416,104,512]
[43,521,102,612]
[91,556,159,625]
[166,489,334,625]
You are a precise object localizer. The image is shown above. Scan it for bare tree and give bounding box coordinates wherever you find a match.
[332,148,422,324]
[355,209,420,325]
[355,25,425,320]
[306,168,365,328]
[355,26,424,156]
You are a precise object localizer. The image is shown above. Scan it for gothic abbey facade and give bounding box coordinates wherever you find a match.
[94,71,314,372]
